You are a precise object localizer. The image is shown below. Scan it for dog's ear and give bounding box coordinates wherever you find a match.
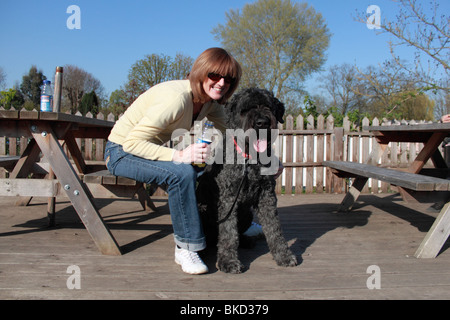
[225,91,243,128]
[226,94,237,115]
[273,97,285,124]
[263,89,285,124]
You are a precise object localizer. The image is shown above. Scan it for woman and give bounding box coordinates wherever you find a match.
[105,48,242,274]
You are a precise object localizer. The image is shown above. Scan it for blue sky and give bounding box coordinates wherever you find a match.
[1,0,448,97]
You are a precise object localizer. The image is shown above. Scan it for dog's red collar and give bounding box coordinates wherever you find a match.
[233,138,252,160]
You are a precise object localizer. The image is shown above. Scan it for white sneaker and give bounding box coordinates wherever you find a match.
[243,222,264,238]
[175,246,209,275]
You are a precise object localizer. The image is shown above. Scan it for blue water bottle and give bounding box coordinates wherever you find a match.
[40,80,53,112]
[193,120,215,169]
[197,120,215,145]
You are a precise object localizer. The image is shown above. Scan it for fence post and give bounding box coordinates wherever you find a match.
[305,115,315,193]
[0,114,5,178]
[325,115,334,193]
[85,112,93,160]
[361,117,370,193]
[96,112,105,161]
[316,115,325,193]
[295,114,304,195]
[333,127,344,193]
[284,115,293,195]
[275,122,284,195]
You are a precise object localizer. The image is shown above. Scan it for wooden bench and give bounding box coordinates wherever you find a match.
[0,155,49,176]
[0,156,21,170]
[1,156,157,211]
[82,170,158,211]
[324,161,450,192]
[324,160,450,259]
[324,160,450,213]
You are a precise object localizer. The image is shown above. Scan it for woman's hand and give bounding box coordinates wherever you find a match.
[441,114,450,123]
[172,143,210,164]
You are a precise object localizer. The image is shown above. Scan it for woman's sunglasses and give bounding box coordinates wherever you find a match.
[208,73,235,84]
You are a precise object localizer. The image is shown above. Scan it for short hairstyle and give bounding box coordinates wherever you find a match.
[189,48,242,104]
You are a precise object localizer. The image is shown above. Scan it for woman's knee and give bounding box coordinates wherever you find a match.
[168,164,197,186]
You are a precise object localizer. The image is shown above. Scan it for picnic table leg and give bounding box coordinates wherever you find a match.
[338,177,368,212]
[336,142,386,212]
[11,139,41,207]
[415,201,450,258]
[408,132,447,174]
[136,184,158,211]
[30,122,122,256]
[47,168,56,227]
[398,132,449,203]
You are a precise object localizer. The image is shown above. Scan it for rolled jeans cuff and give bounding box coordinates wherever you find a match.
[174,235,206,252]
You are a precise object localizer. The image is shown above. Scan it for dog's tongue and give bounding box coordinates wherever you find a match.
[253,139,268,153]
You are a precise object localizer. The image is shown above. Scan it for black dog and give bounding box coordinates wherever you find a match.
[196,88,298,273]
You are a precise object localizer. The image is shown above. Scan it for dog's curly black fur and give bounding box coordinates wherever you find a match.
[196,88,298,273]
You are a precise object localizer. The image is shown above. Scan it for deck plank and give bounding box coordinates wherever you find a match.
[0,194,449,300]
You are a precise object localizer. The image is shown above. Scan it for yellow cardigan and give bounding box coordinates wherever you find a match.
[108,79,227,161]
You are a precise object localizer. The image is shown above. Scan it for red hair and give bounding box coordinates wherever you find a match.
[189,48,242,104]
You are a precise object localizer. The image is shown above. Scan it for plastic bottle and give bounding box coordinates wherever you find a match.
[40,80,53,112]
[197,120,215,145]
[193,120,215,168]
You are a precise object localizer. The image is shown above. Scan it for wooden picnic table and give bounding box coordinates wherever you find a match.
[324,122,450,259]
[0,109,134,256]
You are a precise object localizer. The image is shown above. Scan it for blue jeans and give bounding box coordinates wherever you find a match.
[104,141,205,251]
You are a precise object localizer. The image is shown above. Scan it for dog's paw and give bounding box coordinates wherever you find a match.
[218,259,245,274]
[275,252,298,267]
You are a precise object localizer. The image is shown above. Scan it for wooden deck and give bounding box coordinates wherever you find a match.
[0,193,449,300]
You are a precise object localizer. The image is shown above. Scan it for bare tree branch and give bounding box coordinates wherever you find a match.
[354,0,449,92]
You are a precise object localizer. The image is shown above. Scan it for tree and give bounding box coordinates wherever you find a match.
[121,79,143,108]
[108,89,128,118]
[62,65,104,114]
[0,87,26,110]
[392,90,435,120]
[0,67,6,90]
[319,64,361,115]
[434,90,450,119]
[122,52,193,106]
[315,60,435,120]
[355,0,449,92]
[20,65,46,107]
[0,89,17,110]
[128,53,172,94]
[170,53,194,80]
[212,0,330,102]
[79,91,99,116]
[353,60,435,120]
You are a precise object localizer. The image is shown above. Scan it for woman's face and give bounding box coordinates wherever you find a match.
[202,73,231,102]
